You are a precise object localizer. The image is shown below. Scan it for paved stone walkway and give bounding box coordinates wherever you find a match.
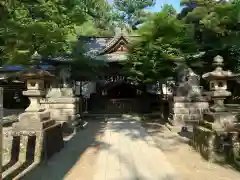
[93,116,181,180]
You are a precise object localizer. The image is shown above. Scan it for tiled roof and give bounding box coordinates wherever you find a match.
[78,36,112,57]
[1,32,138,68]
[0,65,25,71]
[79,34,139,57]
[0,65,55,72]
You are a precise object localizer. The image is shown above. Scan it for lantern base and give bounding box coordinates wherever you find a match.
[11,110,64,163]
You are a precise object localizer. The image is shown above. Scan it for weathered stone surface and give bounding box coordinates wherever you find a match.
[12,121,64,164]
[174,96,208,102]
[9,73,64,168]
[12,111,53,131]
[193,55,240,167]
[0,87,3,175]
[41,97,79,104]
[0,124,2,175]
[43,123,64,160]
[41,90,80,127]
[48,104,75,109]
[172,99,209,126]
[173,108,189,114]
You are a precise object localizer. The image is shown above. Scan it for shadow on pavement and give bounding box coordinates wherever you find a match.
[141,118,191,152]
[19,118,106,180]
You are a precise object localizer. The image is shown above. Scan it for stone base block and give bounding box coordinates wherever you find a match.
[12,111,55,132]
[41,123,64,160]
[50,109,76,121]
[172,99,209,127]
[174,102,209,109]
[166,123,184,132]
[192,125,226,162]
[41,97,80,127]
[174,96,209,102]
[12,123,64,163]
[10,109,64,163]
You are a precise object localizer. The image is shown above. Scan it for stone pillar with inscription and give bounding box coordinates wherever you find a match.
[171,68,209,131]
[11,68,64,163]
[41,67,80,131]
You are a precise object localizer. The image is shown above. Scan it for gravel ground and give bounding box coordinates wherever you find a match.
[142,120,240,180]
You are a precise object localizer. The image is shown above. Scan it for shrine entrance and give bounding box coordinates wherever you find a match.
[103,82,137,113]
[105,81,137,99]
[89,81,148,114]
[82,28,151,113]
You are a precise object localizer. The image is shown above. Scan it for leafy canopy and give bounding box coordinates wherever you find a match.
[124,0,240,84]
[0,0,109,64]
[113,0,155,30]
[124,5,198,84]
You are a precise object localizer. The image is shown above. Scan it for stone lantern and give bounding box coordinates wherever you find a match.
[202,55,233,112]
[193,55,240,164]
[13,66,54,126]
[20,67,54,112]
[12,66,64,163]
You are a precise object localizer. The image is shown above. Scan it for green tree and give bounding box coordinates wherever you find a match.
[179,0,240,72]
[123,0,240,86]
[124,5,198,84]
[113,0,155,30]
[0,0,107,64]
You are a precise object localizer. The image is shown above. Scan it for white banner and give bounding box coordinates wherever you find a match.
[75,81,96,98]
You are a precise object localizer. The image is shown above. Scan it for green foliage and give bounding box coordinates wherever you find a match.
[125,0,240,84]
[84,0,118,36]
[0,0,111,65]
[124,6,198,83]
[113,0,155,30]
[179,0,240,72]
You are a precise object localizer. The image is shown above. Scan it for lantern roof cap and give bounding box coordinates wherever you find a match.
[14,67,54,80]
[202,55,235,80]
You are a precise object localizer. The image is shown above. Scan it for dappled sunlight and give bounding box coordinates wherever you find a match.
[121,114,142,121]
[18,119,106,180]
[93,115,180,180]
[2,1,240,180]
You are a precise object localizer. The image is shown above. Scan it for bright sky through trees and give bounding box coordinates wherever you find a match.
[107,0,181,12]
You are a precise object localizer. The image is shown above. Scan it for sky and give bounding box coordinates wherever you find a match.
[148,0,181,12]
[107,0,182,12]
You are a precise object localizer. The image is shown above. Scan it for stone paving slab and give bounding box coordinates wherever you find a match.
[93,116,181,180]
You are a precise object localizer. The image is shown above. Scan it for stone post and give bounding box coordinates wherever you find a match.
[0,87,3,179]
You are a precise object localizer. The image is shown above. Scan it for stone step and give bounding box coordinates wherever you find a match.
[2,160,40,180]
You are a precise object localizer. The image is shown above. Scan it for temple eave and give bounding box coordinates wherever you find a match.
[95,53,128,62]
